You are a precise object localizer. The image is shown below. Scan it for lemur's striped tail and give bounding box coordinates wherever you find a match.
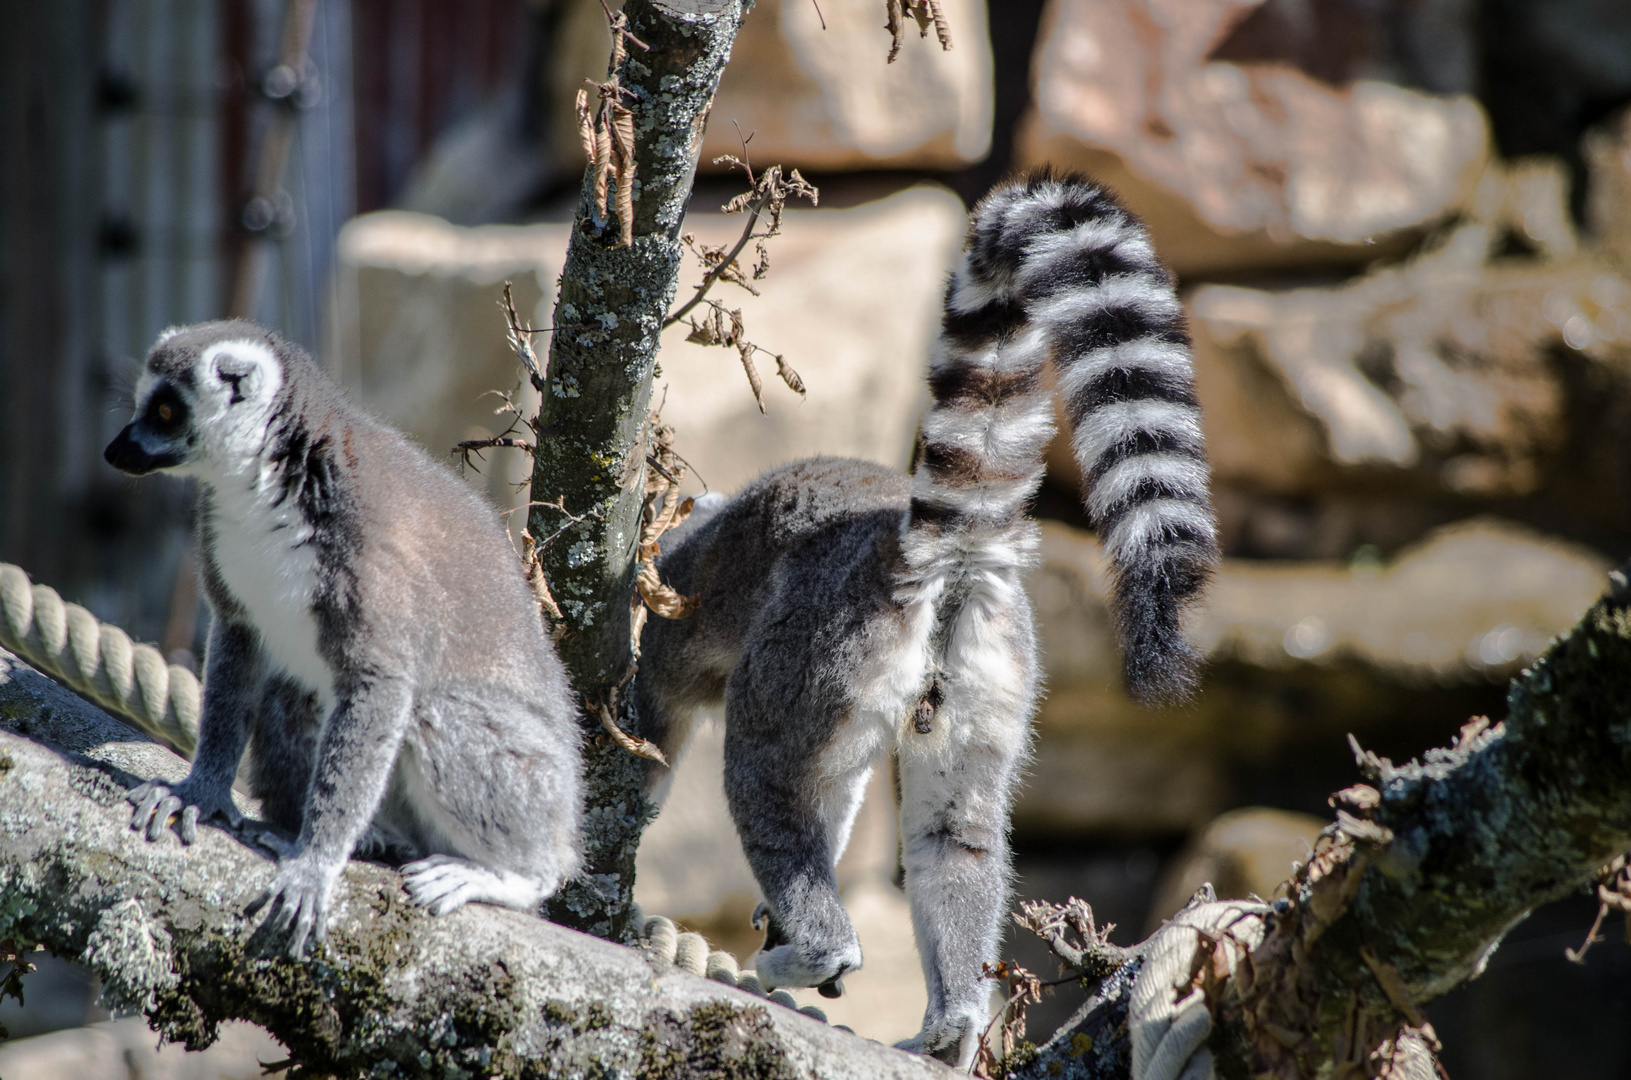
[908,171,1218,704]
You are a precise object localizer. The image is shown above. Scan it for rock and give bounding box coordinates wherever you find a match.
[324,211,552,515]
[1586,107,1631,266]
[324,186,964,509]
[0,1017,285,1080]
[653,184,963,494]
[1015,0,1490,276]
[1181,234,1631,503]
[635,720,929,1045]
[1037,154,1631,530]
[1017,517,1610,836]
[548,0,992,175]
[1144,808,1326,931]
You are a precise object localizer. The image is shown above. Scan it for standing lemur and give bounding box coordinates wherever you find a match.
[105,321,583,957]
[634,172,1218,1066]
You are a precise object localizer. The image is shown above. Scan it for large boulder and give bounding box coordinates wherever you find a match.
[1586,107,1631,267]
[1144,807,1327,931]
[547,0,992,175]
[1017,517,1610,836]
[324,184,966,509]
[1015,0,1490,277]
[325,212,552,514]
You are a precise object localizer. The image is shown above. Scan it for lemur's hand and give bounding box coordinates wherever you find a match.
[247,850,342,958]
[128,778,243,844]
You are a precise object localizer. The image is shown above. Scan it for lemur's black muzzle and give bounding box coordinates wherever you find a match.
[104,424,183,476]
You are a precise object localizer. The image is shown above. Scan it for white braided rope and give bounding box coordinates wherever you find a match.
[638,914,830,1025]
[1130,899,1270,1080]
[0,562,199,754]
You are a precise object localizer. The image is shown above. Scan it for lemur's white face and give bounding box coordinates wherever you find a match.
[104,328,285,478]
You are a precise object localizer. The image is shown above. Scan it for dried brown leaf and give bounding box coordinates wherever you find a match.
[739,343,766,414]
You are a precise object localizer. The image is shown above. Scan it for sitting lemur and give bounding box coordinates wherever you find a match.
[106,321,584,957]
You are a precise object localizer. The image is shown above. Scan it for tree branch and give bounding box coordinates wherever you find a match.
[1010,565,1631,1079]
[0,647,950,1079]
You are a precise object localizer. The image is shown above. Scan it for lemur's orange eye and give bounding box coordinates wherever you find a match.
[157,402,174,423]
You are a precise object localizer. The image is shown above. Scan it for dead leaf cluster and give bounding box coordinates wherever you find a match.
[575,1,649,247]
[665,157,817,414]
[884,0,952,62]
[974,959,1044,1079]
[1220,818,1440,1080]
[630,411,700,651]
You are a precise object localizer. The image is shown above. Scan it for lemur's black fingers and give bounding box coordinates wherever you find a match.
[178,805,200,845]
[148,795,183,841]
[130,783,166,832]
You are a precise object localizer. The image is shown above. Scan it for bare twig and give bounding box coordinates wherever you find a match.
[1567,854,1631,964]
[530,496,604,553]
[1013,896,1134,980]
[664,162,818,328]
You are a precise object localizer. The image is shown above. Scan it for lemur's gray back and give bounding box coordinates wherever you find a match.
[909,171,1216,700]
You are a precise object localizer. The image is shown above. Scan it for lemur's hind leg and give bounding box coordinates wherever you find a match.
[748,757,876,995]
[393,684,581,915]
[723,664,881,992]
[895,669,1033,1068]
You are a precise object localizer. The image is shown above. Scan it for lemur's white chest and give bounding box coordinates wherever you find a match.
[210,473,335,709]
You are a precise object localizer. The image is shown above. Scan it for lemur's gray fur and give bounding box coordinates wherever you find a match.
[634,173,1217,1067]
[104,321,583,957]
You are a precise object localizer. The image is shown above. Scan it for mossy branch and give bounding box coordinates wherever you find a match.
[0,647,952,1079]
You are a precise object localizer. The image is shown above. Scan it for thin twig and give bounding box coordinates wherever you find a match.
[664,186,777,328]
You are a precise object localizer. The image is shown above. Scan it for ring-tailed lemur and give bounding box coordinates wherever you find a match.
[633,172,1217,1067]
[104,321,583,957]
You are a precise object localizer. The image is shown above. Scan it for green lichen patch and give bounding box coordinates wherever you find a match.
[637,1000,798,1080]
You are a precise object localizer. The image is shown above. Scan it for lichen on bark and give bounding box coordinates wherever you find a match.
[527,0,746,943]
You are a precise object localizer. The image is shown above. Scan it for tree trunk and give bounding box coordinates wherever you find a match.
[527,0,744,944]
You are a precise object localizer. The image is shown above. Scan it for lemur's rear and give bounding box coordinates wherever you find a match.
[635,172,1217,1067]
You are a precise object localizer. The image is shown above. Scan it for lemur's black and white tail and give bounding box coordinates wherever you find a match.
[908,171,1218,704]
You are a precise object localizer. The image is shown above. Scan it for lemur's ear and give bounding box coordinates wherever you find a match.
[208,341,275,406]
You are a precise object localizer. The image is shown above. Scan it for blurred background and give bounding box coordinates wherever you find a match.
[3,0,1631,1075]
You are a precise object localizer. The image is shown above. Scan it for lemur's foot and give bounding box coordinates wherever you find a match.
[749,902,862,992]
[401,854,549,915]
[128,779,242,844]
[897,1007,987,1070]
